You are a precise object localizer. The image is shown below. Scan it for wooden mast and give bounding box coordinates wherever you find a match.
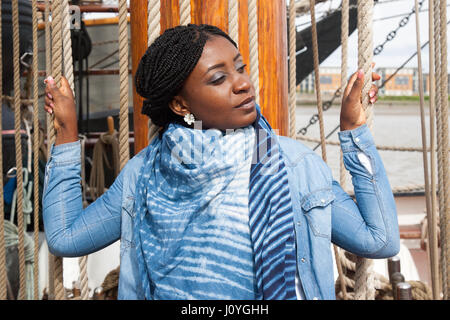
[131,0,289,153]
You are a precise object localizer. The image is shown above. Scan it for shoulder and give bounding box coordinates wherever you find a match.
[278,135,333,188]
[278,135,322,166]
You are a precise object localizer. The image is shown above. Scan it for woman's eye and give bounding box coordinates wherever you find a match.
[210,76,225,85]
[237,64,247,73]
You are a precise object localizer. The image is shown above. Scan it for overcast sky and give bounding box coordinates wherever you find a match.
[297,0,450,73]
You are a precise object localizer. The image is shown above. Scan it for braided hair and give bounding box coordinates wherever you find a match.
[135,24,237,129]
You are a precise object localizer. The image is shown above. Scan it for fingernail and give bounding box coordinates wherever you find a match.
[48,109,53,114]
[47,93,53,99]
[370,98,375,104]
[46,76,54,85]
[369,90,375,98]
[50,103,54,108]
[357,70,364,79]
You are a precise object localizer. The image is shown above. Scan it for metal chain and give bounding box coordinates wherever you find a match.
[298,0,424,136]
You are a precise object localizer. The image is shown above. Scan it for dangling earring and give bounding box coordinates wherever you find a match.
[184,113,195,125]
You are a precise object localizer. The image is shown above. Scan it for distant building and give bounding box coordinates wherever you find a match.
[298,66,450,96]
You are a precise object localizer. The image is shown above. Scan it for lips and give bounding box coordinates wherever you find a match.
[235,96,255,108]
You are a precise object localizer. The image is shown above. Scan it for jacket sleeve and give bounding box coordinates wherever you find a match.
[331,124,400,258]
[43,141,122,257]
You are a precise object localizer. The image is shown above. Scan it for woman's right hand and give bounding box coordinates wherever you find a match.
[44,76,78,145]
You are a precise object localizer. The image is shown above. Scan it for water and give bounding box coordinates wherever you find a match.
[295,102,450,191]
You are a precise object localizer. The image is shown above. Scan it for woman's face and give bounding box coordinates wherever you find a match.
[171,35,257,130]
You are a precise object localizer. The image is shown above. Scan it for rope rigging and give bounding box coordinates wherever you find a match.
[0,0,447,301]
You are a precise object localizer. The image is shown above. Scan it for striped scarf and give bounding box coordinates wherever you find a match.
[133,109,296,300]
[248,111,297,300]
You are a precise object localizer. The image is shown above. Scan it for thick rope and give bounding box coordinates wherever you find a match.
[12,0,26,300]
[0,0,6,301]
[337,0,350,300]
[228,0,239,44]
[357,0,374,129]
[179,0,191,26]
[147,0,162,144]
[335,251,433,300]
[51,0,65,300]
[31,0,40,300]
[288,0,297,138]
[354,0,376,300]
[248,0,260,105]
[62,1,75,94]
[427,0,440,299]
[118,0,130,171]
[339,0,349,191]
[44,0,55,301]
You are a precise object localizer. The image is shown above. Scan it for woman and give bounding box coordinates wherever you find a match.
[43,24,399,300]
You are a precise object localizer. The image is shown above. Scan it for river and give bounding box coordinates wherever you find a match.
[295,101,450,191]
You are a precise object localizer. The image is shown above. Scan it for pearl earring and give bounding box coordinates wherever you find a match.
[184,113,195,125]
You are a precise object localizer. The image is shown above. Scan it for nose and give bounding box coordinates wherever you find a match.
[232,72,252,94]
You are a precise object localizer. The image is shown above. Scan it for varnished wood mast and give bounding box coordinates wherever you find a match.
[131,0,289,153]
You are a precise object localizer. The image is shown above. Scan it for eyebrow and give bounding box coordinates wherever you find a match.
[204,53,242,75]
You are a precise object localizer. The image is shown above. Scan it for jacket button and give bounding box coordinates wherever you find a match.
[301,258,306,263]
[355,137,360,143]
[297,221,302,226]
[313,297,318,300]
[320,199,326,204]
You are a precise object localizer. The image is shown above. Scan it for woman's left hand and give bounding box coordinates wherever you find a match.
[340,67,381,131]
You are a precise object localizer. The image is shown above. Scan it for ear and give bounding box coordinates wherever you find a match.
[168,95,190,117]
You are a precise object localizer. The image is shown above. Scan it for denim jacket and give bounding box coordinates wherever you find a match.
[43,124,400,300]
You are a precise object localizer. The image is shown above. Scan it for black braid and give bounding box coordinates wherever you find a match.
[135,24,237,129]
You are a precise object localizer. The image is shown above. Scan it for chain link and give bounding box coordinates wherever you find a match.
[298,0,424,136]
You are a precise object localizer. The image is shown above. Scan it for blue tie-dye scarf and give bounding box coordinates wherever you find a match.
[133,109,296,299]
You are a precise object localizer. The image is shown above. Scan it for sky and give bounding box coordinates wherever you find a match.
[295,0,450,73]
[89,0,450,73]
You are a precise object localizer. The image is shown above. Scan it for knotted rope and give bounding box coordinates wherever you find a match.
[288,0,297,138]
[12,0,26,300]
[354,0,375,300]
[0,0,6,301]
[118,0,130,171]
[248,0,260,105]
